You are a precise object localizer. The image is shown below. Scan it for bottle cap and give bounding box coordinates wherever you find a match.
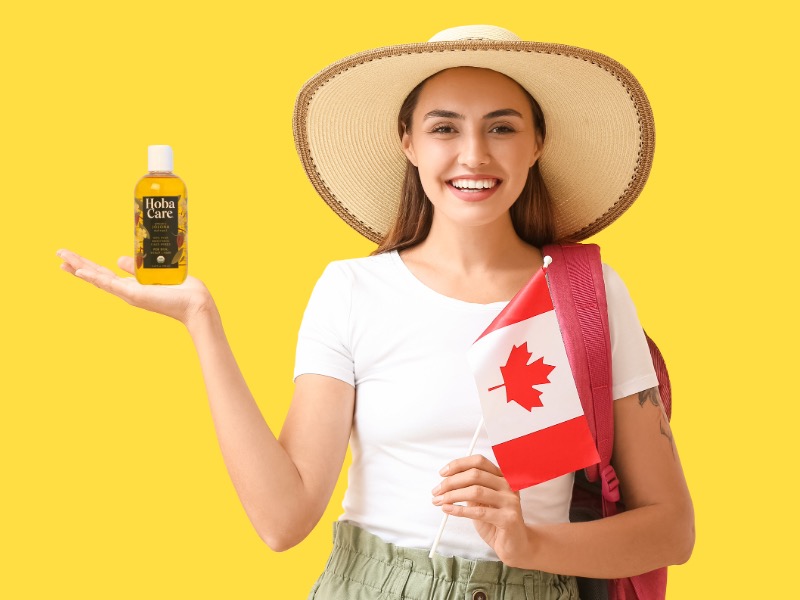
[148,145,173,172]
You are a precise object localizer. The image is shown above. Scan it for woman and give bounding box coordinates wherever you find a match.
[58,25,693,600]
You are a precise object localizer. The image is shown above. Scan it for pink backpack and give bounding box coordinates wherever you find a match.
[542,242,671,600]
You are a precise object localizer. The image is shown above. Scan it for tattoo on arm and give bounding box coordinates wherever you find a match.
[638,387,659,408]
[638,386,676,460]
[660,420,676,458]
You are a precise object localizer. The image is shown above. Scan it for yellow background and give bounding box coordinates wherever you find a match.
[2,0,796,597]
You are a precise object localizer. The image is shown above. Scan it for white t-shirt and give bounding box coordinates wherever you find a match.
[293,250,658,560]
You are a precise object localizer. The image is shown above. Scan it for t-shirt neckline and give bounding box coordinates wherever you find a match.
[389,250,510,311]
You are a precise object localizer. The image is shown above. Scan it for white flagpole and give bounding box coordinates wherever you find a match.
[429,416,485,558]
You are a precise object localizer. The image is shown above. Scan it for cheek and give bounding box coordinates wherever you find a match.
[415,146,449,181]
[506,142,538,176]
[415,140,442,164]
[417,166,447,199]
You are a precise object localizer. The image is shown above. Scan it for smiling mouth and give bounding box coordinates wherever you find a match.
[447,178,501,191]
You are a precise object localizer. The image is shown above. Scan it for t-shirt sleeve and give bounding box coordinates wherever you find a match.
[292,261,355,387]
[603,263,659,400]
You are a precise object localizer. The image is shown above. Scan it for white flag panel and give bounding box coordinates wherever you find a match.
[467,310,584,446]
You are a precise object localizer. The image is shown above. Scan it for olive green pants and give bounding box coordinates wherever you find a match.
[308,521,578,600]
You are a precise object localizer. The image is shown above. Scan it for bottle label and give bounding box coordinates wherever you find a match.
[141,196,181,268]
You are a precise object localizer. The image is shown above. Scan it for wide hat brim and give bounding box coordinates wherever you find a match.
[293,27,655,243]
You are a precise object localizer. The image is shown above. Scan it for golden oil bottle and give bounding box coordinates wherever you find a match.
[134,145,187,284]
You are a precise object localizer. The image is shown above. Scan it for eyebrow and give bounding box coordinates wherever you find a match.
[423,108,524,120]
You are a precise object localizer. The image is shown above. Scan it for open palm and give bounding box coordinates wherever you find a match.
[57,249,212,326]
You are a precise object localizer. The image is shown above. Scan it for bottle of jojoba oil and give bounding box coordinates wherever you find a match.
[134,145,187,284]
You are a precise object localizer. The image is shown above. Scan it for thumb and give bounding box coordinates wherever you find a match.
[117,256,135,274]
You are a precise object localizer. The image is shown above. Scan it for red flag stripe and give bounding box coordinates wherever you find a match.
[491,415,600,491]
[475,267,553,342]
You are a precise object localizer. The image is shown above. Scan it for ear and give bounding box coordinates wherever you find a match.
[529,136,543,168]
[401,129,418,167]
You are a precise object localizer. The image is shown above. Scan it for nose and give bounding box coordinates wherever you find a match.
[458,129,490,168]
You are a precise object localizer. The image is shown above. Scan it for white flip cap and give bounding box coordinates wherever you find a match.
[148,145,173,172]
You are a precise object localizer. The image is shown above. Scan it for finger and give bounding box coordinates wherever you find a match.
[433,467,509,495]
[57,249,116,277]
[434,484,518,510]
[441,502,519,528]
[57,249,84,272]
[74,267,139,304]
[59,261,77,275]
[440,455,504,478]
[78,255,118,277]
[434,483,494,506]
[117,256,135,274]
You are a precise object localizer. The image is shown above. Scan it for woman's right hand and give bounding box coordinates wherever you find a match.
[57,248,214,327]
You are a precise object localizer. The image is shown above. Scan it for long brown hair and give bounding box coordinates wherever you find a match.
[372,69,556,256]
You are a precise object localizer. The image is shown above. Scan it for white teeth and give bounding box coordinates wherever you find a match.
[450,178,498,190]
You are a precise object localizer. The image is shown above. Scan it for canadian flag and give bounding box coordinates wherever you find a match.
[467,264,599,491]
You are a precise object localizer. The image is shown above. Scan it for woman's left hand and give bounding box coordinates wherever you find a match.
[432,455,532,566]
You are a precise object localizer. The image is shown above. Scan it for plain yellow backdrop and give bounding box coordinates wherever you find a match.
[2,0,796,597]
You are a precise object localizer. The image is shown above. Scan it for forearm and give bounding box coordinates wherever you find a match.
[184,302,311,549]
[521,391,695,578]
[521,501,695,578]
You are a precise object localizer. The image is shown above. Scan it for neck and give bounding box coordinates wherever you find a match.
[410,211,538,273]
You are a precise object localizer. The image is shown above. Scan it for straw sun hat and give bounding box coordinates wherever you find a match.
[293,25,654,243]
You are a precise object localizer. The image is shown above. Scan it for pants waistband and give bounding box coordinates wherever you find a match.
[325,521,577,600]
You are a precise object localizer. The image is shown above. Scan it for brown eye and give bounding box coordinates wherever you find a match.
[429,124,456,134]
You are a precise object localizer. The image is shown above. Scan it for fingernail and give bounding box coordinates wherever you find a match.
[439,465,449,475]
[431,484,441,495]
[432,495,443,505]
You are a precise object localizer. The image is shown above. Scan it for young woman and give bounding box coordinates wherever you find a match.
[58,25,693,600]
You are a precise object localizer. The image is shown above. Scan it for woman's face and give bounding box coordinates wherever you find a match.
[401,67,542,230]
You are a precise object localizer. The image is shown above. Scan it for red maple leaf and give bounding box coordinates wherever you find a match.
[488,342,556,411]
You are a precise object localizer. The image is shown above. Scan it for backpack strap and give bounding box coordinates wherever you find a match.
[542,243,619,512]
[545,243,670,599]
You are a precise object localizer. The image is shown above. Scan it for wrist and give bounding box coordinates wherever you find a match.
[516,524,543,570]
[184,291,219,333]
